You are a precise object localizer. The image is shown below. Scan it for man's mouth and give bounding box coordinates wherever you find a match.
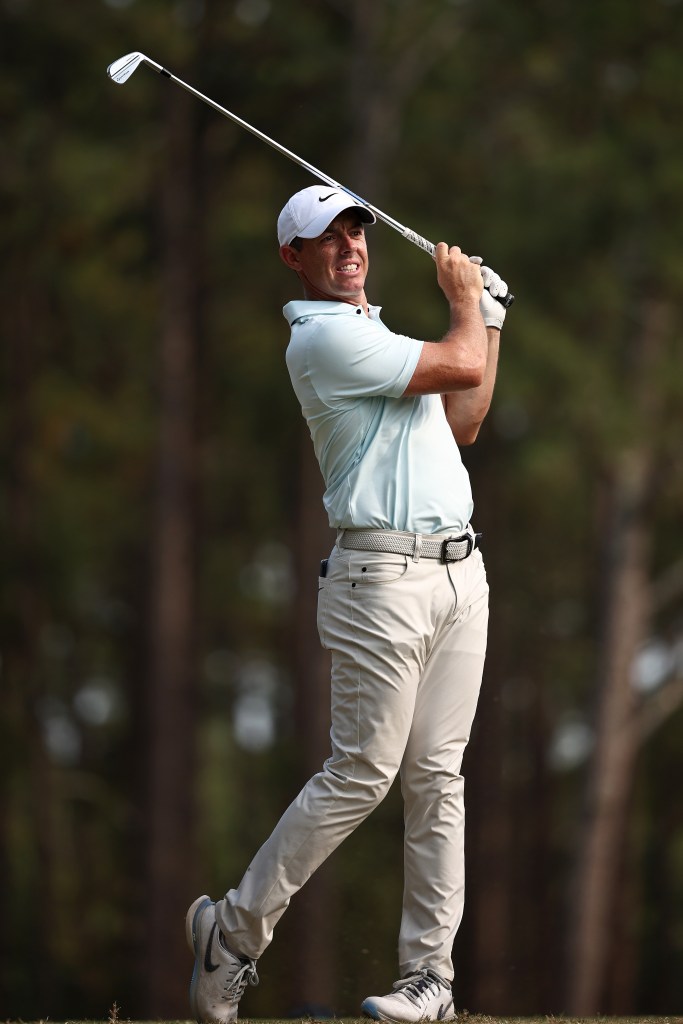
[337,262,360,274]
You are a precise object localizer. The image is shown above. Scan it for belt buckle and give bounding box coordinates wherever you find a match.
[440,534,472,563]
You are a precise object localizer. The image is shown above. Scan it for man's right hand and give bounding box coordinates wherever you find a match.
[434,242,483,309]
[404,243,488,399]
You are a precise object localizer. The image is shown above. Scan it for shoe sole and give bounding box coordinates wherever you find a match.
[361,998,456,1023]
[187,894,213,1023]
[361,1000,402,1022]
[361,1001,384,1021]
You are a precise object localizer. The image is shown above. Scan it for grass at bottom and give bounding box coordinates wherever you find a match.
[20,1016,683,1024]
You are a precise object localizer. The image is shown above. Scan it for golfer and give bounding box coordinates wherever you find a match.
[186,184,509,1024]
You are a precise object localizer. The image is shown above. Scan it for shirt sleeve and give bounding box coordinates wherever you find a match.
[306,314,423,403]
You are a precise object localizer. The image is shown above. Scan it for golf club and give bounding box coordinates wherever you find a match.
[107,51,514,308]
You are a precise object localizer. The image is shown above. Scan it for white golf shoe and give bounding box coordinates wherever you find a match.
[186,895,258,1023]
[361,968,455,1023]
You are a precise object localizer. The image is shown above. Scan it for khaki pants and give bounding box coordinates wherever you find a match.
[216,539,489,982]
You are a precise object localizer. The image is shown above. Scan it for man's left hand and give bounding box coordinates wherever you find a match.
[469,256,508,330]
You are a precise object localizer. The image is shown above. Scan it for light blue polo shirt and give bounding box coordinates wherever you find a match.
[284,300,473,535]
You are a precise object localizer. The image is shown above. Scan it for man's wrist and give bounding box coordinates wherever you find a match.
[448,293,483,320]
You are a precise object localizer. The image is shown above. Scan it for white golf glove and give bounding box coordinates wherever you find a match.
[469,255,508,330]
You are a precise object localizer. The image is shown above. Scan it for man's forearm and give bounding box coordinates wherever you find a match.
[442,327,500,445]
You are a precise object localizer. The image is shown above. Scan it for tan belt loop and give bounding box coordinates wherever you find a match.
[412,533,422,563]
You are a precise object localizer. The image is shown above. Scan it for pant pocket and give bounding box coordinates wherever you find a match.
[349,550,409,585]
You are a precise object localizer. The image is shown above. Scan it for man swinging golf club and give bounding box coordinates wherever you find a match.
[186,184,509,1024]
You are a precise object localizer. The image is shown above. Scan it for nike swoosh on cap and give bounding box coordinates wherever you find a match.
[318,192,339,202]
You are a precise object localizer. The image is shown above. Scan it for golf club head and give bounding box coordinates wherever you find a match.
[107,52,146,84]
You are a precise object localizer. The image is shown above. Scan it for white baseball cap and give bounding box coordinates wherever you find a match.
[277,184,376,247]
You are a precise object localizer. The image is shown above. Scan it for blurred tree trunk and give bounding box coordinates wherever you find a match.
[566,455,649,1014]
[144,81,203,1017]
[566,297,668,1015]
[345,0,462,204]
[1,269,57,1013]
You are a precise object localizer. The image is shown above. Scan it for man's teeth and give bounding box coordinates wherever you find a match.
[339,263,359,272]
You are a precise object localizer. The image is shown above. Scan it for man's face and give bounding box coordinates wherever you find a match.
[280,211,369,304]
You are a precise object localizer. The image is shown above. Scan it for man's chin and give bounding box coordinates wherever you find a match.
[332,281,365,302]
[302,277,366,305]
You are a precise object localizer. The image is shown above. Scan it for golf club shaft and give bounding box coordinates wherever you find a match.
[108,53,514,307]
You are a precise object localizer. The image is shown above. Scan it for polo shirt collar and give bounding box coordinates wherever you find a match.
[284,300,382,326]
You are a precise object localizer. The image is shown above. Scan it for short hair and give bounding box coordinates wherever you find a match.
[289,237,303,251]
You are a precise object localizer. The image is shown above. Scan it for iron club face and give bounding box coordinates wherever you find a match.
[107,52,147,84]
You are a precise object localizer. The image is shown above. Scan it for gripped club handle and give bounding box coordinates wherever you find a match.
[402,229,515,308]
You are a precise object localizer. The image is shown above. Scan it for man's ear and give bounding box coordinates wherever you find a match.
[279,244,301,271]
